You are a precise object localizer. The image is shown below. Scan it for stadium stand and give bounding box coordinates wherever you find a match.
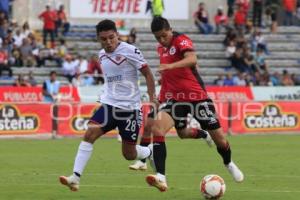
[2,25,300,86]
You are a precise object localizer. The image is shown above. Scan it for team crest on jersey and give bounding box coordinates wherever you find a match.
[169,46,176,55]
[115,55,122,61]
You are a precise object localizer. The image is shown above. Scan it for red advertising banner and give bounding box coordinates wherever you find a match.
[57,103,100,136]
[0,103,52,135]
[0,86,80,102]
[207,86,254,102]
[230,102,300,134]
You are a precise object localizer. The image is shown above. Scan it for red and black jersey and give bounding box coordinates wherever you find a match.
[157,32,208,102]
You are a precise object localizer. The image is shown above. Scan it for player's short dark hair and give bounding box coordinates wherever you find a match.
[151,16,171,33]
[96,19,117,34]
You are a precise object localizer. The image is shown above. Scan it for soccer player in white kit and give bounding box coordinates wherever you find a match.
[59,19,157,191]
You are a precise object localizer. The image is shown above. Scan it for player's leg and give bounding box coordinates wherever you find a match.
[176,114,214,147]
[145,111,173,192]
[129,116,154,170]
[117,108,152,161]
[196,99,244,182]
[209,128,244,182]
[59,104,114,191]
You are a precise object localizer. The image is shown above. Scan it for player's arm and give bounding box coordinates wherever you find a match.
[140,66,157,104]
[158,51,197,71]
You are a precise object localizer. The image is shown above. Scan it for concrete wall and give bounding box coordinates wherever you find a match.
[12,0,227,29]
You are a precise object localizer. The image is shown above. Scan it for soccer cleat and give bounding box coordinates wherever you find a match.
[203,130,214,147]
[129,160,147,170]
[59,175,80,191]
[145,174,168,192]
[226,161,244,182]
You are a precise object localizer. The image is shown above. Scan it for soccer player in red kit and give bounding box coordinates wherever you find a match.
[145,17,244,192]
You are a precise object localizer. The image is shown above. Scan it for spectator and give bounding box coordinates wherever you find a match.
[250,30,270,55]
[227,0,236,18]
[225,40,236,58]
[253,0,263,28]
[13,29,25,47]
[265,0,280,33]
[11,45,22,66]
[281,69,294,86]
[20,38,36,67]
[193,3,213,34]
[88,54,103,84]
[62,54,77,82]
[231,48,249,73]
[214,74,224,86]
[243,48,257,73]
[39,4,56,48]
[72,72,94,87]
[21,21,32,38]
[223,28,237,46]
[291,73,300,85]
[234,4,247,34]
[270,72,281,86]
[214,6,229,34]
[76,55,89,74]
[253,48,268,72]
[282,0,297,26]
[0,0,9,17]
[236,0,250,14]
[43,71,61,102]
[0,18,9,39]
[14,74,31,87]
[0,49,12,77]
[233,72,247,86]
[10,19,19,34]
[151,0,164,17]
[245,73,255,86]
[223,73,235,86]
[259,71,272,86]
[27,71,37,86]
[55,4,70,37]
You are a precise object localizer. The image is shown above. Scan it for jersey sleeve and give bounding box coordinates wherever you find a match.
[176,35,195,54]
[126,46,148,70]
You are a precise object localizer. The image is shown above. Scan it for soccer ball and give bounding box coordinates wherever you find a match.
[200,174,226,199]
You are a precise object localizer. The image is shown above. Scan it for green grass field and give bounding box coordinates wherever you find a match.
[1,135,300,200]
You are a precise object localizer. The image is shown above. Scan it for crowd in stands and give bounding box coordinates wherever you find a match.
[193,0,300,34]
[193,0,300,86]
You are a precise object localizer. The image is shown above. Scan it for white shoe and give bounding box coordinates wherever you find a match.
[145,174,168,192]
[203,130,214,147]
[59,175,80,191]
[129,160,147,170]
[226,161,244,182]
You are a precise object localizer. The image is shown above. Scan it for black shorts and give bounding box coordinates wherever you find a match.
[159,99,221,131]
[89,104,142,144]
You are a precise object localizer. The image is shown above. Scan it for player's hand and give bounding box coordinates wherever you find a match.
[158,63,174,71]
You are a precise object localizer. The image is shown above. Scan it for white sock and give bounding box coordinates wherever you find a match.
[73,141,93,176]
[156,173,166,183]
[135,145,151,160]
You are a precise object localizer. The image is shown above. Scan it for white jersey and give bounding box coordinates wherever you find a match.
[98,42,147,110]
